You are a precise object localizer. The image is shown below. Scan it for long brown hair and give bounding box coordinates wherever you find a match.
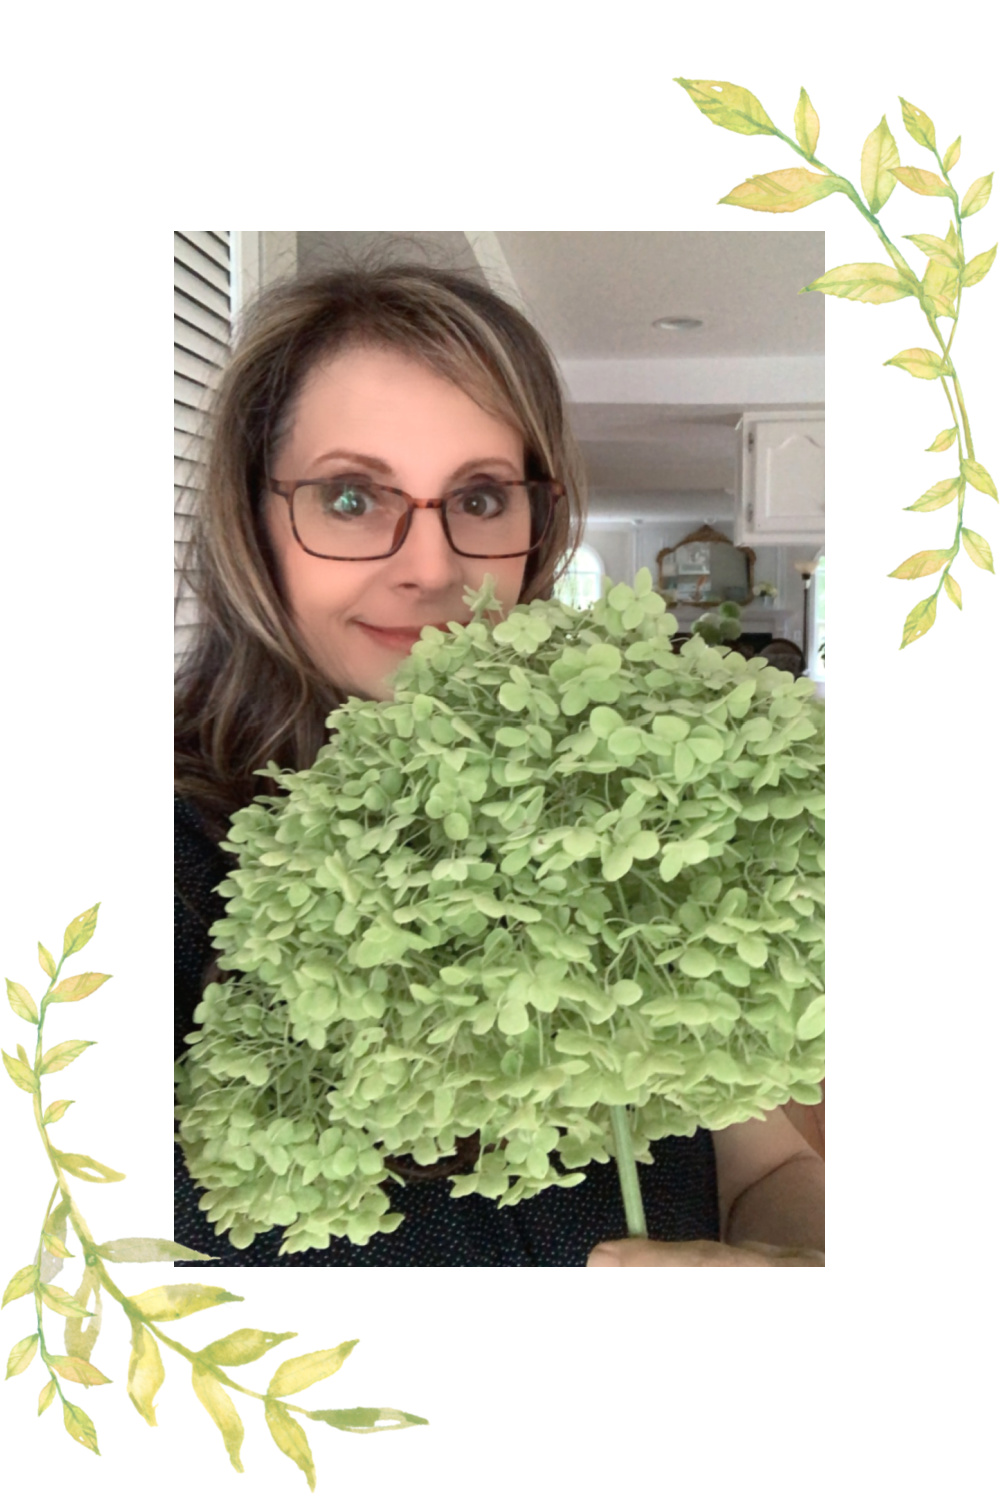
[175,258,587,838]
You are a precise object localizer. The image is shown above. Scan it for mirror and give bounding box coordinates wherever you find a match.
[655,525,755,606]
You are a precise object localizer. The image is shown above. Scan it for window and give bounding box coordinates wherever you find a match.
[554,542,605,609]
[174,231,232,665]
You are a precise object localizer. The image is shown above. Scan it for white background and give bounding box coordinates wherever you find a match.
[2,8,995,1496]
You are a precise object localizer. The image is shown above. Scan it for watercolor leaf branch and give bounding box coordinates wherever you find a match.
[3,905,426,1487]
[675,78,996,649]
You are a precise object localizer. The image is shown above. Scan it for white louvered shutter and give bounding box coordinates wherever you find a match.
[174,231,231,665]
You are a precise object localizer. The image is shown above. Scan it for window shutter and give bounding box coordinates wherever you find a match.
[174,231,231,665]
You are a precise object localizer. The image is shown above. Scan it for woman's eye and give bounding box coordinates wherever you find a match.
[453,483,506,518]
[318,482,378,517]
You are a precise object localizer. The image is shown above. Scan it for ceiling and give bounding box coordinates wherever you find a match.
[297,230,824,523]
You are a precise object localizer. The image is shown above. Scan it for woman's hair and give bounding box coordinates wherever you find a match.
[175,255,587,836]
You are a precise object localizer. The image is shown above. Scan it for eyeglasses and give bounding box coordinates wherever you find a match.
[268,475,565,561]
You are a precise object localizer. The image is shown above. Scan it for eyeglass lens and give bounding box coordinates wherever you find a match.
[291,479,547,559]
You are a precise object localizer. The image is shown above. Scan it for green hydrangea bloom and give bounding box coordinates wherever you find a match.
[176,570,824,1253]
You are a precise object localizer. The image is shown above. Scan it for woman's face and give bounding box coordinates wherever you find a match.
[264,345,529,699]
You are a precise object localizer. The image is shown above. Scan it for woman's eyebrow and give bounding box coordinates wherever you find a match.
[311,448,395,474]
[310,451,522,483]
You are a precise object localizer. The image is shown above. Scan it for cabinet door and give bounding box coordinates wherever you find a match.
[746,418,824,539]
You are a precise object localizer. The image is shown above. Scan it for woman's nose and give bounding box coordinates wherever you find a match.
[390,505,465,589]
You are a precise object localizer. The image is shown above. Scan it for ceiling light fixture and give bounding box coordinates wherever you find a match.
[653,316,703,332]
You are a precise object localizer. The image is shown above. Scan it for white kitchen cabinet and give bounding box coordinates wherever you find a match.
[734,413,825,545]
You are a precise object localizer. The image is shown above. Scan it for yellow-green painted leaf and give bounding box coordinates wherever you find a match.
[48,1354,111,1387]
[884,347,953,379]
[265,1399,317,1492]
[920,258,959,317]
[62,1399,99,1453]
[673,78,777,136]
[38,943,57,979]
[308,1406,429,1433]
[6,979,38,1023]
[49,972,110,1004]
[720,168,844,213]
[961,459,998,499]
[794,87,819,155]
[200,1328,297,1366]
[6,1333,39,1378]
[2,1048,38,1093]
[192,1365,245,1472]
[41,1231,73,1260]
[268,1340,358,1398]
[899,97,936,152]
[62,905,99,959]
[943,136,961,173]
[131,1283,244,1321]
[41,1098,73,1126]
[40,1199,72,1288]
[961,173,993,217]
[887,548,952,579]
[802,261,912,303]
[962,528,995,572]
[900,594,937,648]
[127,1319,164,1425]
[944,573,963,610]
[962,245,997,288]
[65,1268,102,1361]
[925,426,958,452]
[903,232,962,267]
[892,165,951,196]
[38,1378,56,1415]
[55,1151,125,1183]
[40,1282,93,1319]
[97,1237,215,1263]
[861,116,900,212]
[39,1038,94,1074]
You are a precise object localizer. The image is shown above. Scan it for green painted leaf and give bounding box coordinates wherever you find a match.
[794,87,820,155]
[307,1405,429,1432]
[6,1333,39,1378]
[2,1048,38,1093]
[899,594,937,648]
[62,905,100,959]
[720,168,844,213]
[802,261,912,303]
[42,1097,73,1125]
[6,979,38,1023]
[673,78,778,136]
[961,459,998,499]
[62,1399,100,1454]
[925,427,957,453]
[265,1399,317,1491]
[943,136,961,172]
[899,97,936,152]
[48,1353,111,1387]
[49,972,110,1004]
[41,1231,73,1259]
[887,549,952,579]
[127,1319,164,1425]
[920,259,959,317]
[39,1038,95,1074]
[904,478,960,512]
[962,528,994,572]
[961,173,993,217]
[884,348,953,380]
[861,116,900,213]
[891,166,951,197]
[97,1237,215,1262]
[37,943,57,979]
[39,1283,93,1319]
[962,245,997,287]
[192,1366,244,1471]
[268,1340,358,1398]
[131,1284,244,1321]
[944,574,962,610]
[55,1150,125,1183]
[64,1267,102,1361]
[200,1328,297,1366]
[38,1378,56,1415]
[903,232,962,268]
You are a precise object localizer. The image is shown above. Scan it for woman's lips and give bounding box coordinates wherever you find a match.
[356,621,457,652]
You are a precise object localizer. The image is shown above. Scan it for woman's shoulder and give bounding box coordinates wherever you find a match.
[174,795,236,895]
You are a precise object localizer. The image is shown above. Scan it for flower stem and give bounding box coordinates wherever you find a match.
[609,1104,647,1237]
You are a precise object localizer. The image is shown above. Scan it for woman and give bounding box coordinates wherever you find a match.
[175,258,824,1267]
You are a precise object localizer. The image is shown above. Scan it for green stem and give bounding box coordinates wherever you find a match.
[609,1104,647,1238]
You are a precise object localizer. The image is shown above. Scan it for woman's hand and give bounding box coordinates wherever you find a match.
[586,1237,824,1267]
